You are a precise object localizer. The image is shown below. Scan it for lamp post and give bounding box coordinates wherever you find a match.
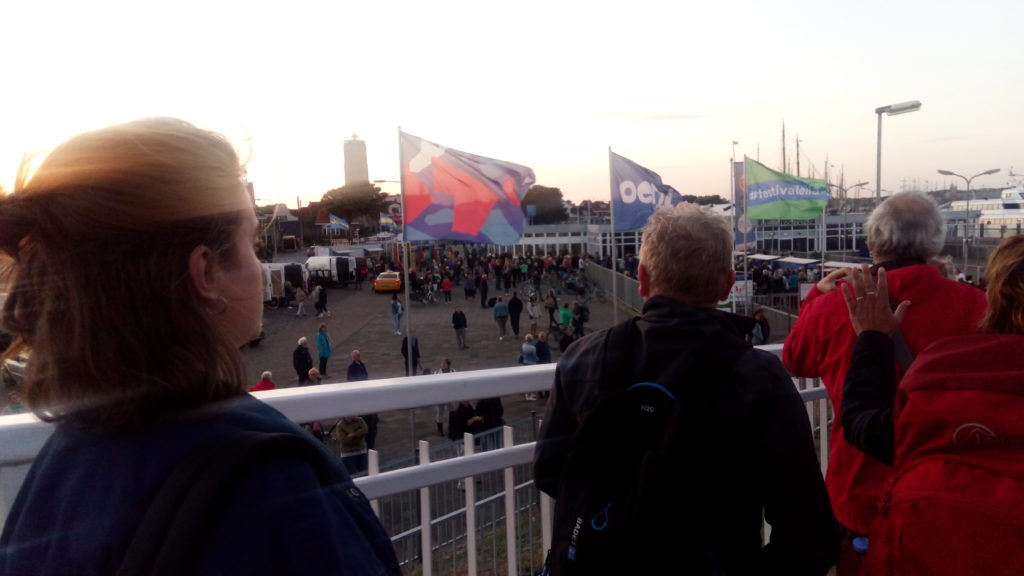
[937,168,1000,279]
[875,100,922,200]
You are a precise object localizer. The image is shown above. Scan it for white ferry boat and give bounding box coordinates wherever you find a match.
[949,178,1024,240]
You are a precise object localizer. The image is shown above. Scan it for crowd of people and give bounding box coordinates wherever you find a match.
[2,117,1020,574]
[536,191,1023,574]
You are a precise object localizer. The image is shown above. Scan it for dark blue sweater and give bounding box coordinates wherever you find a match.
[0,394,400,575]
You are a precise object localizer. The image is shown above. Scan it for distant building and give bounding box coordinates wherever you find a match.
[344,134,369,185]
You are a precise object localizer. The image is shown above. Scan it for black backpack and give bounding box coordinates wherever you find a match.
[544,319,742,576]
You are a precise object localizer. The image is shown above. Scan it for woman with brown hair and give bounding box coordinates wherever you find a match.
[0,118,400,575]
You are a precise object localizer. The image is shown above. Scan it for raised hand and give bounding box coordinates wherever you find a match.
[840,264,911,335]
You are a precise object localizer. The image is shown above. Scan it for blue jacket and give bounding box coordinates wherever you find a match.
[0,395,400,575]
[493,301,509,319]
[317,331,332,358]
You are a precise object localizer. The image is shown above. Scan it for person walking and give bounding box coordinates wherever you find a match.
[390,293,403,335]
[336,415,369,476]
[433,358,457,436]
[479,273,489,309]
[535,331,552,364]
[507,291,523,338]
[783,191,987,573]
[493,296,509,340]
[749,308,770,345]
[441,274,453,304]
[315,284,330,318]
[520,334,540,400]
[452,305,469,350]
[475,397,505,452]
[0,117,400,575]
[294,285,308,317]
[535,331,553,399]
[400,334,421,376]
[526,291,540,335]
[315,323,333,378]
[345,350,379,451]
[544,289,559,329]
[301,367,322,387]
[292,337,314,384]
[534,203,839,575]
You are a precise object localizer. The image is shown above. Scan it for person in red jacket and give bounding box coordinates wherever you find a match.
[783,190,987,574]
[840,235,1024,575]
[249,371,277,392]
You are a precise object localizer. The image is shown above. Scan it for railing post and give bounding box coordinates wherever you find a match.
[418,440,433,576]
[463,433,478,576]
[503,426,518,576]
[367,449,380,516]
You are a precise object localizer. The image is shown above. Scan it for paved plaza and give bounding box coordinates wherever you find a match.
[240,273,626,464]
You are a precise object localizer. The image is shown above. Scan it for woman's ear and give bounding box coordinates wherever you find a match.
[188,244,220,301]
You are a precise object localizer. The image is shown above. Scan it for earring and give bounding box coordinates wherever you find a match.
[206,296,228,315]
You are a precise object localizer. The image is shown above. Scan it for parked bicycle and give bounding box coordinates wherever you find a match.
[410,284,437,305]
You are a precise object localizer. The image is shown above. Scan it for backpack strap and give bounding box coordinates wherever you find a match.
[597,317,638,393]
[118,431,333,576]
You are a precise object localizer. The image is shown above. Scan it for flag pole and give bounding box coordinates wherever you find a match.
[741,156,752,315]
[608,147,619,326]
[730,154,737,314]
[398,127,414,376]
[398,126,417,459]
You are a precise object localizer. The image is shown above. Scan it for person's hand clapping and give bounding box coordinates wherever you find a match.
[816,267,851,294]
[840,264,911,335]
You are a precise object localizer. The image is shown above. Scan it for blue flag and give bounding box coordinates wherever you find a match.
[609,151,684,232]
[329,214,350,231]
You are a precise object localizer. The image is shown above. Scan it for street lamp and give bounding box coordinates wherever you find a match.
[875,100,922,200]
[937,168,1000,278]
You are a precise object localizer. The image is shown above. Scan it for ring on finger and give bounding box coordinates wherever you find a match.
[856,296,865,301]
[866,291,877,296]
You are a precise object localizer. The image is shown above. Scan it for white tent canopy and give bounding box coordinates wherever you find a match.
[776,256,820,267]
[822,260,863,270]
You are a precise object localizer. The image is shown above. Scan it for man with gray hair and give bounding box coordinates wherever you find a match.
[534,203,839,574]
[784,190,987,574]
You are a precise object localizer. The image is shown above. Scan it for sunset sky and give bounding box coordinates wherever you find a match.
[3,0,1022,208]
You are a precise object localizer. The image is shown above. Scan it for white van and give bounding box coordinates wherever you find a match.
[261,263,307,302]
[305,256,355,287]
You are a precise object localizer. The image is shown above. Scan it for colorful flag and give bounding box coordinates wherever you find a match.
[329,214,350,231]
[400,131,536,244]
[744,157,829,220]
[609,151,684,232]
[380,212,394,227]
[733,161,756,249]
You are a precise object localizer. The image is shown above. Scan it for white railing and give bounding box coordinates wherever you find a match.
[0,345,831,575]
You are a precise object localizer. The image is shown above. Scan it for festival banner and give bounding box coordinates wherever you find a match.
[744,157,829,220]
[609,151,684,232]
[399,131,536,244]
[733,160,756,249]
